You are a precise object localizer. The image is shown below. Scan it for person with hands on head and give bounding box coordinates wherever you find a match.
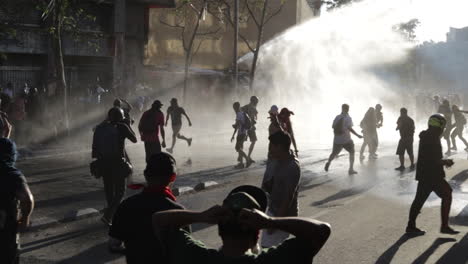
[152,185,331,264]
[406,114,458,235]
[0,138,34,264]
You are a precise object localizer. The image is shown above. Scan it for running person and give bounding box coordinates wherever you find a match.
[406,114,458,235]
[325,104,363,175]
[450,105,468,151]
[231,102,254,169]
[165,98,192,154]
[241,96,259,162]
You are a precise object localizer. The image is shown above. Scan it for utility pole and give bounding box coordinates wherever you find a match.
[233,0,239,91]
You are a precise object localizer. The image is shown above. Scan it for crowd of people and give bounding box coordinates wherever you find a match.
[1,90,467,263]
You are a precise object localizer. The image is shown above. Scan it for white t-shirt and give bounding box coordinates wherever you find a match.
[236,111,247,135]
[333,113,353,145]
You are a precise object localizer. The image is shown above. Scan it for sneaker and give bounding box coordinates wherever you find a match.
[324,162,330,172]
[440,226,460,234]
[405,226,425,235]
[246,159,254,168]
[359,155,365,160]
[348,170,358,175]
[234,163,245,169]
[188,138,192,147]
[445,150,452,155]
[370,154,378,159]
[395,166,405,171]
[166,148,173,154]
[451,147,457,151]
[409,164,416,171]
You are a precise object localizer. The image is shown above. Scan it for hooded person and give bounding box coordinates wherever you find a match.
[109,152,189,263]
[406,114,458,235]
[0,138,34,264]
[153,185,331,264]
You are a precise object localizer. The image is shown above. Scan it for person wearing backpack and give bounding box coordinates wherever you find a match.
[450,105,468,151]
[138,100,166,162]
[0,138,34,264]
[325,104,363,175]
[93,107,137,225]
[241,96,259,162]
[231,102,254,169]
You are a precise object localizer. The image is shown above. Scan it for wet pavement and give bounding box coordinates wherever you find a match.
[18,138,468,263]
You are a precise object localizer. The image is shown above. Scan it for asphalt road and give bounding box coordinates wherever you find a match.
[17,141,468,264]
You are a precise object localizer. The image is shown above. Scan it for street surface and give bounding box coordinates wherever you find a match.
[15,130,468,264]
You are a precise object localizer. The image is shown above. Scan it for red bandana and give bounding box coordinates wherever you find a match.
[144,185,177,201]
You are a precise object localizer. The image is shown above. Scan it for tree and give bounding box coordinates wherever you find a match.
[394,19,420,42]
[217,0,286,91]
[0,0,31,61]
[40,0,98,132]
[159,0,224,102]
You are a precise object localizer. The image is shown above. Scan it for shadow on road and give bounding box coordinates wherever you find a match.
[435,233,468,264]
[35,190,103,209]
[310,182,375,207]
[374,234,423,264]
[410,238,457,264]
[21,225,102,253]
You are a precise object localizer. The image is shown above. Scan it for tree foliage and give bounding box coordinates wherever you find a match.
[394,18,420,42]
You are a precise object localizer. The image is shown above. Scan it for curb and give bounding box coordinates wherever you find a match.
[27,180,220,232]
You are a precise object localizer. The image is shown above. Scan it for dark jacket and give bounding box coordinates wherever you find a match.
[416,130,444,182]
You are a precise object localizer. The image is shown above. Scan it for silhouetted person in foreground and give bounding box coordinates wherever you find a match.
[93,107,137,225]
[109,153,188,263]
[0,138,34,264]
[450,105,468,151]
[165,98,192,154]
[241,96,259,162]
[395,108,415,171]
[325,104,363,175]
[261,131,301,247]
[359,107,377,160]
[152,185,331,263]
[406,114,458,235]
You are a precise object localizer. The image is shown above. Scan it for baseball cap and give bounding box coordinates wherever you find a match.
[152,100,163,108]
[224,185,267,212]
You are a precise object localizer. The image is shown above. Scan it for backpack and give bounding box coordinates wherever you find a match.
[93,123,122,159]
[333,116,345,135]
[139,110,158,134]
[243,112,252,130]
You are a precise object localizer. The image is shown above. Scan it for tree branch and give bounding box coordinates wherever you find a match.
[265,3,284,25]
[245,0,259,28]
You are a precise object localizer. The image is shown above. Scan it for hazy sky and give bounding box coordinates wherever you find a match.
[410,0,468,42]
